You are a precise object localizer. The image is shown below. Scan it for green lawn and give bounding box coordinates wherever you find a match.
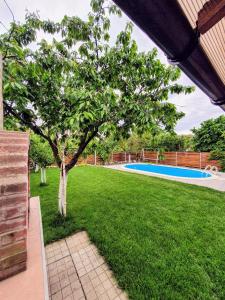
[30,166,225,300]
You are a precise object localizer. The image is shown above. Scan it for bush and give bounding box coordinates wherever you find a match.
[30,135,54,168]
[29,134,54,184]
[209,149,225,172]
[209,149,224,160]
[219,159,225,172]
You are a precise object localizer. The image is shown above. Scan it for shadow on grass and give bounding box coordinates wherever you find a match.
[39,182,49,187]
[50,212,74,227]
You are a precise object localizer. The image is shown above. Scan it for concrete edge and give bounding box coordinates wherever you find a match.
[33,196,49,300]
[105,164,225,192]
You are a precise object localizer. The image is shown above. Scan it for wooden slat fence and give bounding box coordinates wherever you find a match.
[67,151,220,170]
[143,151,220,170]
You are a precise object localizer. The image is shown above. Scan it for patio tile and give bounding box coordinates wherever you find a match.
[46,231,128,299]
[45,239,70,264]
[52,291,63,300]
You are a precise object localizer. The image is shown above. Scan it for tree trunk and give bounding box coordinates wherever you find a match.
[43,168,46,183]
[58,161,67,217]
[40,167,46,184]
[35,164,39,172]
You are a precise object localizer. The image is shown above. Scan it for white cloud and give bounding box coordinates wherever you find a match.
[1,0,223,133]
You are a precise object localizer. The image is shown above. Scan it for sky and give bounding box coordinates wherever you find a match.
[0,0,223,134]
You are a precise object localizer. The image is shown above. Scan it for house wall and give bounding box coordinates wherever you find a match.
[0,131,29,281]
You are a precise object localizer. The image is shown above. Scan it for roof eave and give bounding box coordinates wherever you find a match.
[113,0,225,110]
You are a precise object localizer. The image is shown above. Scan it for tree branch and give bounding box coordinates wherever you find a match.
[4,101,62,166]
[66,127,99,172]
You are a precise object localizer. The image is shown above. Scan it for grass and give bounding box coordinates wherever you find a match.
[30,166,225,300]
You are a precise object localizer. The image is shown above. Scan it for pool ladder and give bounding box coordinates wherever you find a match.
[203,165,218,175]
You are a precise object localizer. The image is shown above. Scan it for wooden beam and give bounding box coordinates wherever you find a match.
[198,0,225,34]
[0,54,3,130]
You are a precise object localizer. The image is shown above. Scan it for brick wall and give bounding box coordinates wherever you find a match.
[0,131,29,281]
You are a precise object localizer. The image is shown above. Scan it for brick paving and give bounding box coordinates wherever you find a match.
[45,231,128,300]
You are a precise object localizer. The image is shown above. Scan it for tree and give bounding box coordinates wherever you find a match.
[181,135,194,151]
[95,136,118,164]
[1,0,194,216]
[126,133,144,153]
[141,131,187,152]
[192,116,225,152]
[29,135,54,185]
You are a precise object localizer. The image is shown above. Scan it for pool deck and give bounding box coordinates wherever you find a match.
[105,164,225,192]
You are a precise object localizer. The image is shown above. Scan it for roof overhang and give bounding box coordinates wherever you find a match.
[113,0,225,111]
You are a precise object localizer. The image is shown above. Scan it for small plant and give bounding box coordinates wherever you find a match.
[158,148,165,161]
[29,135,54,185]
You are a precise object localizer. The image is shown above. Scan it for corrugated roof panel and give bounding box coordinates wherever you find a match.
[178,0,225,85]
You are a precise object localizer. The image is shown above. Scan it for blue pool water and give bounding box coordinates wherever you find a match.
[124,163,212,178]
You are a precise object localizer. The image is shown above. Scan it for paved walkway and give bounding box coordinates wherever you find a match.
[106,164,225,192]
[45,231,128,300]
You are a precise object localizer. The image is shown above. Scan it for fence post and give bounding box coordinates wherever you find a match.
[112,152,114,164]
[176,152,178,166]
[128,154,131,163]
[142,148,145,161]
[125,152,126,162]
[200,152,202,169]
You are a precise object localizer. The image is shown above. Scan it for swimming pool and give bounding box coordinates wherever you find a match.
[124,163,212,179]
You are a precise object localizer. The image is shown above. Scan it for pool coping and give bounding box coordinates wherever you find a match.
[104,163,225,192]
[121,163,217,180]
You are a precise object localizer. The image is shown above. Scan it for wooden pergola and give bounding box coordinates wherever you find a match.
[113,0,225,110]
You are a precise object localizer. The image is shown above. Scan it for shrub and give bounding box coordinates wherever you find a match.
[219,159,225,172]
[209,149,224,160]
[209,149,225,172]
[29,135,54,184]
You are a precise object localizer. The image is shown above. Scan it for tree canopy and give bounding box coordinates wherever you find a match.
[192,115,225,152]
[29,134,54,168]
[1,0,194,215]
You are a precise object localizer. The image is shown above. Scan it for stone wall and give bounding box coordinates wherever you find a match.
[0,131,29,280]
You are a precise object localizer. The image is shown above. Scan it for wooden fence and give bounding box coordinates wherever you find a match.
[74,150,221,170]
[76,152,140,165]
[142,151,220,170]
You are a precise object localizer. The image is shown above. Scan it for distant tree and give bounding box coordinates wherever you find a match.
[1,0,193,216]
[181,135,194,151]
[29,135,54,185]
[126,133,143,153]
[192,116,225,152]
[143,132,192,152]
[117,138,129,152]
[158,133,184,151]
[95,136,118,164]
